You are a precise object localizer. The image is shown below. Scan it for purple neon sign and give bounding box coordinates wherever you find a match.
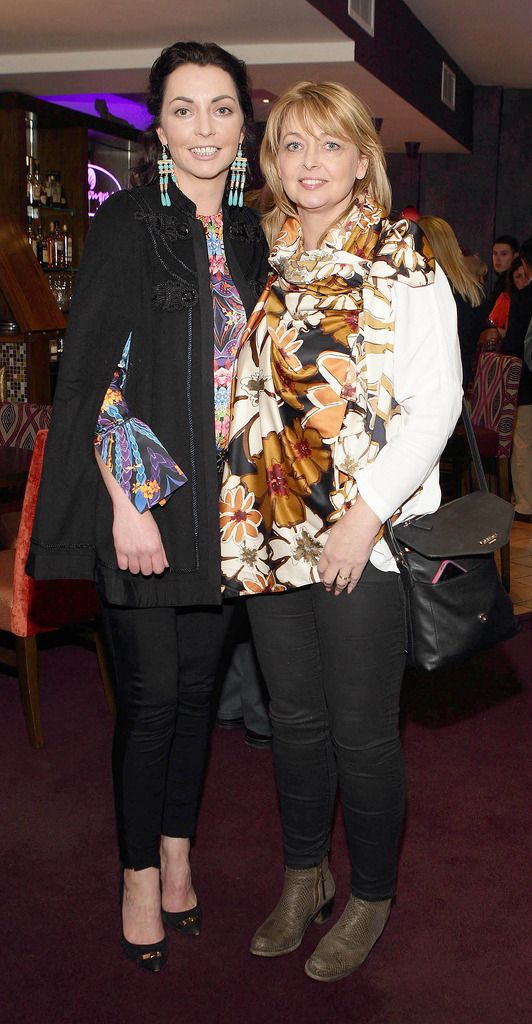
[88,163,122,217]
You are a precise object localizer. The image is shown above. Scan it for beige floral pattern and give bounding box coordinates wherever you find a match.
[220,196,434,595]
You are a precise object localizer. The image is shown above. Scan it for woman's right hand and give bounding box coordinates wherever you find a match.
[95,450,169,575]
[112,500,169,575]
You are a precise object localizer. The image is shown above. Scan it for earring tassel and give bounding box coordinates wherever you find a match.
[228,145,247,207]
[158,146,174,208]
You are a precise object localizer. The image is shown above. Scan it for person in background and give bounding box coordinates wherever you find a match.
[399,203,420,221]
[216,603,272,749]
[220,81,462,982]
[487,255,530,338]
[463,252,488,289]
[501,239,532,522]
[488,234,519,306]
[418,215,486,389]
[27,41,269,971]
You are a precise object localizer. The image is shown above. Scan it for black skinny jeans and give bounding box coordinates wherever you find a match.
[247,563,406,901]
[101,602,233,871]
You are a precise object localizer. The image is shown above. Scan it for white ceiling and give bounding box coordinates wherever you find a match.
[0,0,347,52]
[0,0,530,153]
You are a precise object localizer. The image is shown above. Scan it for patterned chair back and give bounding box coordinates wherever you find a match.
[0,402,52,449]
[469,353,521,459]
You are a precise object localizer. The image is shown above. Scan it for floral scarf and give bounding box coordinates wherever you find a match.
[219,195,434,594]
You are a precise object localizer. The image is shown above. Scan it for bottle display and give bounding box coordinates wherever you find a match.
[26,157,44,261]
[43,171,68,210]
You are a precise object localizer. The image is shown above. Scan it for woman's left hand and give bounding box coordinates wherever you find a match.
[318,496,382,596]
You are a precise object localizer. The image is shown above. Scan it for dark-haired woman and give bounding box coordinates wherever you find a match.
[28,42,269,971]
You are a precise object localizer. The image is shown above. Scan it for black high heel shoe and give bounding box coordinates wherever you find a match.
[162,902,202,936]
[120,871,168,971]
[121,935,168,972]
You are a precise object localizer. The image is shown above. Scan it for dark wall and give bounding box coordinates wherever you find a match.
[386,87,532,270]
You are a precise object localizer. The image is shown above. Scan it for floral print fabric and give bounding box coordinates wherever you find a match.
[219,196,435,595]
[94,333,187,513]
[197,211,247,452]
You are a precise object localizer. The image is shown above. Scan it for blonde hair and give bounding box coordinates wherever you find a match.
[417,216,484,307]
[260,81,391,246]
[463,253,488,285]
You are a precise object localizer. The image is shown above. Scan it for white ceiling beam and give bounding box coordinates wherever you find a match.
[0,41,355,75]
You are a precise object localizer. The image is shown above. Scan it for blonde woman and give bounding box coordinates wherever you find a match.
[220,82,462,981]
[417,215,485,386]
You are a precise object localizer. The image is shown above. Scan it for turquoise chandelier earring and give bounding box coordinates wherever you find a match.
[228,143,248,207]
[158,144,174,207]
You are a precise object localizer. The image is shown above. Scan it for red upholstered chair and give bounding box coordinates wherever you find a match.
[0,401,53,543]
[469,352,522,471]
[0,430,116,748]
[443,352,521,590]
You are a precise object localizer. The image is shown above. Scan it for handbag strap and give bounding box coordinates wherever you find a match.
[461,399,488,492]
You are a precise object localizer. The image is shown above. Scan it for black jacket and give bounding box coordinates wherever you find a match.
[501,281,532,405]
[453,290,488,389]
[27,180,270,606]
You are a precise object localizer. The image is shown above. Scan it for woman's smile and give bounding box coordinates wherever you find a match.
[299,177,328,189]
[189,145,221,159]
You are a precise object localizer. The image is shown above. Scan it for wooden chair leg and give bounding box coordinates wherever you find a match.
[15,635,43,749]
[93,623,117,716]
[498,457,511,503]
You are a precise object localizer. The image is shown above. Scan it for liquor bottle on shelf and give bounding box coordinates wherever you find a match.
[46,220,56,268]
[61,224,73,267]
[28,221,43,263]
[55,223,65,268]
[45,172,54,206]
[39,171,47,207]
[26,156,34,233]
[27,218,35,253]
[52,172,62,207]
[41,231,49,269]
[34,225,44,265]
[32,161,42,221]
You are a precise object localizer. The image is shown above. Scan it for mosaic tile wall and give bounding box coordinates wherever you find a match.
[0,342,28,402]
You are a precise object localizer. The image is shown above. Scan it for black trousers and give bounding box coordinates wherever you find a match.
[101,602,233,870]
[247,564,406,901]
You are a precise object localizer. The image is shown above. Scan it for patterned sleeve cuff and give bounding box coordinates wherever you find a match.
[95,414,187,513]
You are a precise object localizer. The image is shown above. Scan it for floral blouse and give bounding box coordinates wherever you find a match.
[197,211,248,451]
[94,211,246,510]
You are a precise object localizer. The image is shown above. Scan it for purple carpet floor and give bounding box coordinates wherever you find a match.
[1,617,531,1024]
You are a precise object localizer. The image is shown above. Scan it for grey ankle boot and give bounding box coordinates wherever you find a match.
[250,857,335,957]
[305,894,391,981]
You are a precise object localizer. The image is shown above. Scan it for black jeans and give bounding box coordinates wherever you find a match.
[247,564,406,901]
[101,602,233,870]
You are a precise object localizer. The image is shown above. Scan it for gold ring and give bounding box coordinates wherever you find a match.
[337,572,349,581]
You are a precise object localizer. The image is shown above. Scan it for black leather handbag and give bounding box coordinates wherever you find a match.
[384,402,519,672]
